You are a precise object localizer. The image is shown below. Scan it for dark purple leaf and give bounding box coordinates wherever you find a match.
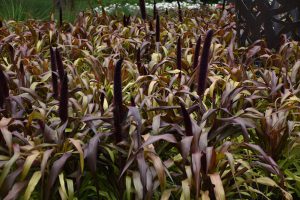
[38,120,57,143]
[41,149,54,183]
[140,134,177,149]
[86,134,101,174]
[244,143,282,179]
[86,134,101,200]
[137,151,148,194]
[45,152,72,200]
[128,106,142,148]
[3,181,27,200]
[180,136,193,159]
[0,167,23,196]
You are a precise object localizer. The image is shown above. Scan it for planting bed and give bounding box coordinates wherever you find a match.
[0,6,300,200]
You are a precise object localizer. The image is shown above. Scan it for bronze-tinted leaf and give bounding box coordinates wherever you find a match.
[148,153,166,190]
[137,151,148,194]
[209,173,225,200]
[41,149,54,184]
[192,151,202,200]
[86,134,101,199]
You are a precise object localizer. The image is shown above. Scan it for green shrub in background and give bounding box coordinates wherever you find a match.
[0,0,99,21]
[0,0,223,21]
[0,0,26,21]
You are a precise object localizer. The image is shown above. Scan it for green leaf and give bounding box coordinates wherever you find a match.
[0,145,20,188]
[20,152,39,180]
[23,171,42,200]
[69,138,84,173]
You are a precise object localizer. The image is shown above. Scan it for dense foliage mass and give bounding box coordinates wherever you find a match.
[0,6,300,200]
